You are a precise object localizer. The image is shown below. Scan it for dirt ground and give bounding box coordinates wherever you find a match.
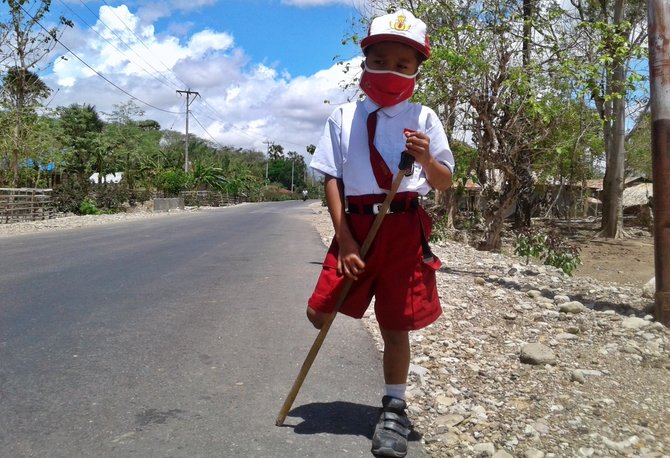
[535,218,655,288]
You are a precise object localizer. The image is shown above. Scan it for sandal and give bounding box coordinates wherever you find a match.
[371,396,411,458]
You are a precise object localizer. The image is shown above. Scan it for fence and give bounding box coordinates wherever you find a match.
[0,188,54,224]
[180,190,246,207]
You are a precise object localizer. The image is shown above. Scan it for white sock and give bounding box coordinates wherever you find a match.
[384,383,407,401]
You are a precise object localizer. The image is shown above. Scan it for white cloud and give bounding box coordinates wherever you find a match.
[282,0,369,10]
[46,4,359,158]
[138,0,218,23]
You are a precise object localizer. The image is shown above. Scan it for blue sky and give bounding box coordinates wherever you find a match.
[21,0,377,155]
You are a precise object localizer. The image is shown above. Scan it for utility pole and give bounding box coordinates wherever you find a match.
[291,157,295,192]
[648,0,670,327]
[264,140,273,184]
[176,89,200,173]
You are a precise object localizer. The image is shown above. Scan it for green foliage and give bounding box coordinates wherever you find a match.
[93,184,129,212]
[429,212,450,244]
[155,169,188,196]
[513,227,581,275]
[267,153,307,192]
[261,184,295,201]
[189,160,225,191]
[625,112,652,177]
[78,198,101,215]
[52,179,89,214]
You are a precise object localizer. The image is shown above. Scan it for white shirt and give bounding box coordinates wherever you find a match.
[310,98,455,197]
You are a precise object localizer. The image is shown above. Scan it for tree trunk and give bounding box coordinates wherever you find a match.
[478,182,518,251]
[514,148,533,230]
[599,0,627,238]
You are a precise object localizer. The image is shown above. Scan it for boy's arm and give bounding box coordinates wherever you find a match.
[404,131,453,191]
[324,175,366,280]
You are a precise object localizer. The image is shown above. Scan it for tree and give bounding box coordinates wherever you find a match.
[189,159,225,191]
[57,104,104,188]
[268,143,285,160]
[101,101,161,190]
[625,112,651,178]
[1,0,71,186]
[563,0,648,237]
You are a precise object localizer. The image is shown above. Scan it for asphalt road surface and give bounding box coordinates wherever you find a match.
[0,201,427,458]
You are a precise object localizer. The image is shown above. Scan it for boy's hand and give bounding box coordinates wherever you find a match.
[337,236,366,280]
[404,130,431,166]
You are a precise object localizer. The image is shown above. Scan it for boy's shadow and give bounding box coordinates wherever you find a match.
[285,401,422,441]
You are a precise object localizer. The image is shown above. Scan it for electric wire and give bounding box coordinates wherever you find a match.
[19,4,184,115]
[99,0,191,89]
[15,4,316,154]
[190,112,228,149]
[56,0,182,92]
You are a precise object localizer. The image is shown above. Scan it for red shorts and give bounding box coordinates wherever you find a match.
[308,193,442,331]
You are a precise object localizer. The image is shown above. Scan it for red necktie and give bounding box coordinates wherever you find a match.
[367,109,393,190]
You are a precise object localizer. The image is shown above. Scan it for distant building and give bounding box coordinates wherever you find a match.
[89,172,124,184]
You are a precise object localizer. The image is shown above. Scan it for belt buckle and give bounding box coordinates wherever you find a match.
[372,203,385,215]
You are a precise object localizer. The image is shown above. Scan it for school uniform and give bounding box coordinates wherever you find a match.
[308,97,455,331]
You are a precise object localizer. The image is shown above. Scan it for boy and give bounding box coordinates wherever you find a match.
[306,9,454,458]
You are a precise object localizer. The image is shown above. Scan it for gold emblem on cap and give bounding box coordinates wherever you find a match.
[390,14,411,32]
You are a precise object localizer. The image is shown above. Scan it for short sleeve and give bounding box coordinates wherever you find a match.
[309,108,343,178]
[425,109,455,174]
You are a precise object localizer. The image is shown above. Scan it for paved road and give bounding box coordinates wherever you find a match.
[0,201,427,458]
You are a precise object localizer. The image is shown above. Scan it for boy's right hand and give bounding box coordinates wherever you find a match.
[337,236,366,280]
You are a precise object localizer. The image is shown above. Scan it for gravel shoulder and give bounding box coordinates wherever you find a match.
[306,202,669,458]
[2,204,668,458]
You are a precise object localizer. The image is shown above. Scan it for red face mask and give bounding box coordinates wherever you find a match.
[359,65,418,107]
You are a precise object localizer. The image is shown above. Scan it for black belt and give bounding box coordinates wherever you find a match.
[347,198,419,215]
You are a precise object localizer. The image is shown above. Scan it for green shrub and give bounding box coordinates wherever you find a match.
[429,212,450,244]
[79,198,101,215]
[93,184,129,212]
[52,179,89,214]
[155,169,188,196]
[129,189,153,205]
[513,227,581,275]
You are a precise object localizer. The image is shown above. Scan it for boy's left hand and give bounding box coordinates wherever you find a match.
[404,130,430,166]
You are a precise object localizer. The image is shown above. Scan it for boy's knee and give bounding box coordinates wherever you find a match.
[306,306,329,329]
[380,328,409,347]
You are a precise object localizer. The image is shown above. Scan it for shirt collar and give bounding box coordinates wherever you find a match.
[363,98,410,118]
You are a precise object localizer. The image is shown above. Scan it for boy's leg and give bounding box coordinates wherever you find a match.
[372,327,412,458]
[380,328,410,385]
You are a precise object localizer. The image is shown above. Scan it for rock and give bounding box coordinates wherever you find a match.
[571,369,604,383]
[520,343,557,365]
[473,442,495,456]
[621,317,651,330]
[642,277,656,299]
[555,332,578,341]
[435,413,466,428]
[553,295,570,304]
[602,435,639,452]
[559,301,586,314]
[492,450,514,458]
[523,447,545,458]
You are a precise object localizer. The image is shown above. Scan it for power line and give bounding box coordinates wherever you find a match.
[99,0,191,89]
[56,0,182,92]
[20,4,184,115]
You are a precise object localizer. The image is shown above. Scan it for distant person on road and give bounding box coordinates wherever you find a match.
[302,189,308,201]
[306,9,454,458]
